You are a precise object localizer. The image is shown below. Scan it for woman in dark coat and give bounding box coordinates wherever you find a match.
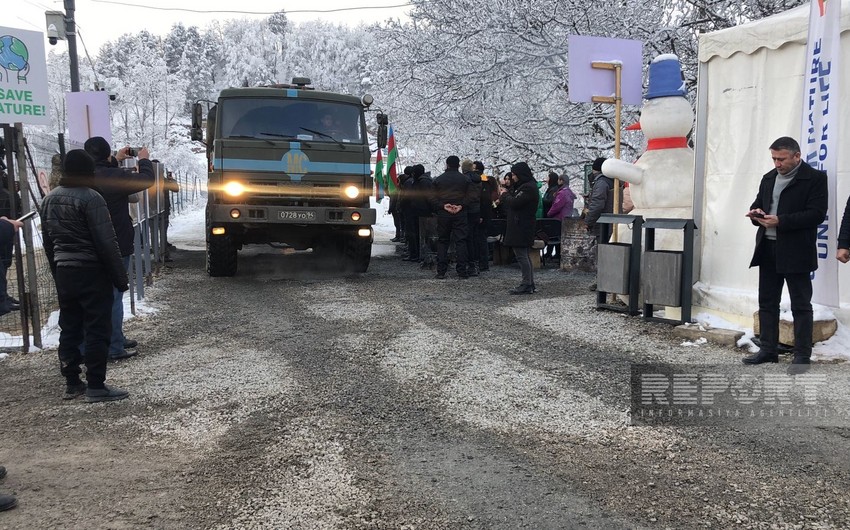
[501,162,540,294]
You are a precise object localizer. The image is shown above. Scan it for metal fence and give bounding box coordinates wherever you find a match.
[0,124,202,353]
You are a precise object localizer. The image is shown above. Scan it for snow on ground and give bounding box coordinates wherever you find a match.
[691,310,850,361]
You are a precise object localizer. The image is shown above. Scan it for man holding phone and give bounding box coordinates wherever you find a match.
[83,136,155,360]
[744,137,828,374]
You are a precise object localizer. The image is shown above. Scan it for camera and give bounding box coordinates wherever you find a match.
[46,24,59,46]
[127,148,137,157]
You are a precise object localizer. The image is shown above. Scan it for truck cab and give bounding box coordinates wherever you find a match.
[191,78,386,276]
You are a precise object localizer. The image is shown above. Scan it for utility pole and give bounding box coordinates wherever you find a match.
[64,0,80,92]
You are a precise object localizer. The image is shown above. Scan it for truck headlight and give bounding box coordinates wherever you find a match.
[223,181,246,197]
[343,185,360,199]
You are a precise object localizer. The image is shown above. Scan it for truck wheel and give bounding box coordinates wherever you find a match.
[207,234,237,276]
[344,235,371,273]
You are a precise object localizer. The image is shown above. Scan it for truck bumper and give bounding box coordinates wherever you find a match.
[209,204,376,226]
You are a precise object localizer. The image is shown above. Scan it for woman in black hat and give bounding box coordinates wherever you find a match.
[500,162,539,294]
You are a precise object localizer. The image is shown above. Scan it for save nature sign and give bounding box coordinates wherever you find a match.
[0,26,50,125]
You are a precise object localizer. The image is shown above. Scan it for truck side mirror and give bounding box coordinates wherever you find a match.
[191,102,204,142]
[376,113,388,149]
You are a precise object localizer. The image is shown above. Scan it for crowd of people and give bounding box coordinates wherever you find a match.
[384,155,624,294]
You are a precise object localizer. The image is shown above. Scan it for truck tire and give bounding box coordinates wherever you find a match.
[207,234,238,277]
[344,235,371,273]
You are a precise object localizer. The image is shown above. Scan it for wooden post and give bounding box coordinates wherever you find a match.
[591,61,623,240]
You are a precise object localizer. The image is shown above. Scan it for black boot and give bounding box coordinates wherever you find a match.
[787,356,811,375]
[742,350,779,365]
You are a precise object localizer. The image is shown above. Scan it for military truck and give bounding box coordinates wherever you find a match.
[190,78,387,276]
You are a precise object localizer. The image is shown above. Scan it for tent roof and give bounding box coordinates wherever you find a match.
[698,1,850,62]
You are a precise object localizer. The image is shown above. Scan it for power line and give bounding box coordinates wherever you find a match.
[89,0,413,15]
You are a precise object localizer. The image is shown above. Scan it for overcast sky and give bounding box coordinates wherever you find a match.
[9,0,411,56]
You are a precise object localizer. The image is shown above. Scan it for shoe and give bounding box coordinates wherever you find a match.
[62,382,87,400]
[742,351,779,365]
[108,350,138,362]
[123,339,138,349]
[434,272,446,279]
[509,285,535,295]
[787,356,812,375]
[0,493,16,512]
[84,384,129,403]
[402,256,420,262]
[7,297,19,305]
[390,237,402,243]
[458,273,469,279]
[468,266,479,277]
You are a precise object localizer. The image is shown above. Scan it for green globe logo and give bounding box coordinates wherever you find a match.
[0,35,31,84]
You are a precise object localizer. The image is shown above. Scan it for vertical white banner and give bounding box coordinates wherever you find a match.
[802,0,841,306]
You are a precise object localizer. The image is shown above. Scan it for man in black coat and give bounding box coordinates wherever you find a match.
[408,164,434,262]
[431,156,470,279]
[41,150,131,402]
[744,137,828,373]
[584,157,615,233]
[84,137,155,360]
[501,162,540,294]
[475,161,497,271]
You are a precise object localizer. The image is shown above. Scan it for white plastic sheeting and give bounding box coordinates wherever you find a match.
[695,1,850,326]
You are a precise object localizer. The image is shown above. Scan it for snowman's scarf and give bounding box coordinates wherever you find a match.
[647,137,688,150]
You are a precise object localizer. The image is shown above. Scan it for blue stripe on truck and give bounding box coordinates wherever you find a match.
[219,158,370,176]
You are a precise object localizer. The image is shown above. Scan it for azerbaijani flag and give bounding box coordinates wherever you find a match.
[374,147,385,202]
[386,125,399,194]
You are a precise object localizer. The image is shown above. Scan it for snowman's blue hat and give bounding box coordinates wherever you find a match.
[646,54,686,99]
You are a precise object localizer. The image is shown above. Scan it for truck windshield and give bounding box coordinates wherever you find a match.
[219,98,365,144]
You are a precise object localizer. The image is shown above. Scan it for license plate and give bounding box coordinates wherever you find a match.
[279,210,316,221]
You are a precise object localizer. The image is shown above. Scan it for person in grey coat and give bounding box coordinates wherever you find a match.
[501,162,540,294]
[584,157,615,233]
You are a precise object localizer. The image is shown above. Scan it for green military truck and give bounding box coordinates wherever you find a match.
[191,78,386,276]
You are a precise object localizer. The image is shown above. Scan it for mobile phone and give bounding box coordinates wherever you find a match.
[749,211,765,219]
[15,211,37,222]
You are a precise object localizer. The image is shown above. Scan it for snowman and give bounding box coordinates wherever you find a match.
[602,54,694,248]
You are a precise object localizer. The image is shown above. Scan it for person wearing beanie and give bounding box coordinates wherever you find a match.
[406,164,434,262]
[585,156,615,232]
[461,159,483,276]
[501,162,540,294]
[83,136,155,361]
[430,155,471,278]
[41,149,131,403]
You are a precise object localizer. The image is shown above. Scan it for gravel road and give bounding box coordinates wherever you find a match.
[1,227,849,529]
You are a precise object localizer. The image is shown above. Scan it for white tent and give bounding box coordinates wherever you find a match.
[693,1,850,326]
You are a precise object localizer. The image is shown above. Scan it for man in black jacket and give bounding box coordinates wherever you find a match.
[584,157,615,233]
[41,150,131,402]
[84,137,155,360]
[431,156,470,279]
[744,137,828,374]
[408,164,434,263]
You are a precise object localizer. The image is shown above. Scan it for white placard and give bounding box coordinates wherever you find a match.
[0,26,50,125]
